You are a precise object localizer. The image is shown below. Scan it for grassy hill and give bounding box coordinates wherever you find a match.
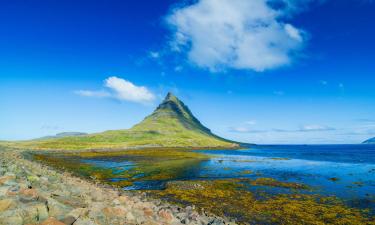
[6,93,238,150]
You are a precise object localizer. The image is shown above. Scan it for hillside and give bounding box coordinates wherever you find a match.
[362,137,375,144]
[7,93,238,150]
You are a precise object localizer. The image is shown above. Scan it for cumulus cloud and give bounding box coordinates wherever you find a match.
[166,0,308,72]
[75,76,155,104]
[105,76,155,103]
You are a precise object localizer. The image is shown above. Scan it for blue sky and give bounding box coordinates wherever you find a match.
[1,0,374,144]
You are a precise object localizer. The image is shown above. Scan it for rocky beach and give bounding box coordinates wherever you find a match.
[0,148,231,225]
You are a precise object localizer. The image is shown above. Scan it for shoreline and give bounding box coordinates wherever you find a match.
[0,147,232,225]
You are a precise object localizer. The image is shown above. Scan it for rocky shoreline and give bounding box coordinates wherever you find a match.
[0,148,232,225]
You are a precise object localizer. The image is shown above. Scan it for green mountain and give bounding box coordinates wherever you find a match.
[362,137,375,144]
[11,93,238,150]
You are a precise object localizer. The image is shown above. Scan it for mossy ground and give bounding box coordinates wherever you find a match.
[146,179,374,224]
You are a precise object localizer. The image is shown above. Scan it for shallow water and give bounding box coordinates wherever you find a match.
[42,145,375,211]
[197,145,375,209]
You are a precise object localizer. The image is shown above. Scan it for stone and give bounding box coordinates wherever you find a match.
[0,175,16,185]
[6,184,20,196]
[46,197,73,220]
[60,216,76,225]
[158,209,174,222]
[67,208,88,219]
[0,199,15,212]
[72,217,96,225]
[36,203,50,222]
[0,214,23,225]
[40,217,66,225]
[116,195,129,204]
[143,207,154,217]
[19,188,39,202]
[0,186,8,196]
[126,211,136,221]
[20,203,49,223]
[102,206,127,217]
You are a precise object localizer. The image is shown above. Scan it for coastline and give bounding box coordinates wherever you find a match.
[0,147,232,225]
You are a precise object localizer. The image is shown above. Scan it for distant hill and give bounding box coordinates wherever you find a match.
[35,132,88,140]
[362,137,375,144]
[9,93,238,150]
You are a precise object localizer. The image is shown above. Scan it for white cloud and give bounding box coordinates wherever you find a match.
[75,76,155,104]
[167,0,307,72]
[74,90,110,98]
[284,24,303,42]
[149,51,160,59]
[299,124,335,132]
[105,76,155,103]
[229,126,265,133]
[245,120,257,125]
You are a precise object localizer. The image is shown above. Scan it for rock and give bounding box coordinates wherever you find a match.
[126,211,136,221]
[60,216,76,225]
[53,195,87,208]
[6,184,20,196]
[67,207,88,220]
[19,188,39,202]
[0,213,23,225]
[158,209,174,222]
[143,207,154,217]
[116,195,129,204]
[46,197,73,220]
[0,199,15,212]
[40,217,66,225]
[0,186,8,196]
[72,217,96,225]
[103,206,127,217]
[0,175,16,185]
[36,203,50,222]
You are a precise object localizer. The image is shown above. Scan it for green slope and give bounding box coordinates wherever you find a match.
[8,93,238,150]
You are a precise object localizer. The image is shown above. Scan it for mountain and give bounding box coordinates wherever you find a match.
[362,137,375,144]
[35,132,87,140]
[12,93,238,150]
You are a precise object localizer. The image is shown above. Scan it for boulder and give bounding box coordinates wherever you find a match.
[0,175,16,186]
[0,199,15,212]
[19,188,39,203]
[158,209,174,222]
[39,217,66,225]
[46,197,73,220]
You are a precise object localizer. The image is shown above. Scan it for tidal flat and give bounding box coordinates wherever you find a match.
[31,145,375,224]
